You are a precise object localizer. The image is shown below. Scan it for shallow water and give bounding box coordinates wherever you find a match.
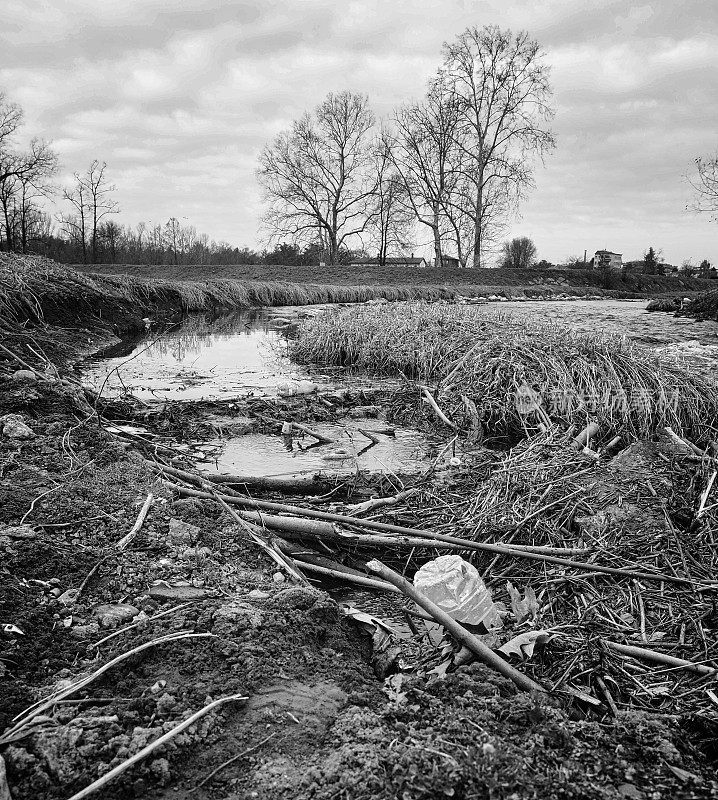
[83,306,325,401]
[205,418,428,478]
[494,298,718,348]
[83,299,718,402]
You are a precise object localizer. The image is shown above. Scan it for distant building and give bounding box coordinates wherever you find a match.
[594,250,622,271]
[441,256,461,269]
[350,256,429,269]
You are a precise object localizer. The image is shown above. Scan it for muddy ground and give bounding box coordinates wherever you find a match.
[2,317,718,799]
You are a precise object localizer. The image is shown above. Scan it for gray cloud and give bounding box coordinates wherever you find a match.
[2,0,717,264]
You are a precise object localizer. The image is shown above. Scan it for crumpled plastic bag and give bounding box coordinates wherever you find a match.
[414,555,502,629]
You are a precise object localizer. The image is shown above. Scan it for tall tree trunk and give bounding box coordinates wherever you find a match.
[472,183,483,269]
[432,204,442,267]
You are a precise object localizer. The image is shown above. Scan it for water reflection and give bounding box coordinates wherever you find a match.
[83,307,310,401]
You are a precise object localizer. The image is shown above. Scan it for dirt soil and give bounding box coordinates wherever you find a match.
[2,325,718,799]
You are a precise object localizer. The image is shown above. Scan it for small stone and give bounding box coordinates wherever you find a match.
[148,584,211,601]
[11,369,37,383]
[0,414,34,440]
[247,589,271,600]
[49,588,62,598]
[168,518,201,546]
[93,603,140,628]
[272,572,286,584]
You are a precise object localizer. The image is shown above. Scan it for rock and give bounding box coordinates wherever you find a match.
[272,572,286,584]
[168,517,201,546]
[247,589,271,600]
[271,586,322,610]
[0,414,35,440]
[11,369,37,383]
[93,603,140,628]
[148,584,212,601]
[0,524,36,539]
[156,693,177,716]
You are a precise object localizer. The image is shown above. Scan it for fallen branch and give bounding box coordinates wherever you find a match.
[697,471,717,518]
[241,508,590,557]
[296,560,401,593]
[346,488,418,516]
[157,462,333,494]
[603,640,718,677]
[67,694,247,800]
[169,484,695,586]
[420,387,458,430]
[90,603,193,649]
[573,422,599,449]
[116,492,153,551]
[366,559,545,694]
[291,421,334,443]
[357,428,380,445]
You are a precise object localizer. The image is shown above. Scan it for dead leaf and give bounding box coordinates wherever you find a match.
[498,629,551,660]
[665,764,701,783]
[506,582,539,624]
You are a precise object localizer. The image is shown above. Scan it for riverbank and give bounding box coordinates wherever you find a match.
[2,255,718,799]
[76,260,717,298]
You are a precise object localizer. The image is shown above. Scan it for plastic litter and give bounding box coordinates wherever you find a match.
[277,380,318,397]
[413,555,502,629]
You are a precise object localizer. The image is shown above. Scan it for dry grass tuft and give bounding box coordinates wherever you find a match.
[291,301,718,442]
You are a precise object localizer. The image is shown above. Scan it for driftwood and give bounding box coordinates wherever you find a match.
[603,640,717,677]
[357,428,381,445]
[420,387,458,430]
[240,508,590,557]
[169,484,695,586]
[116,492,153,550]
[346,488,419,516]
[290,421,334,444]
[367,559,545,694]
[573,422,599,448]
[158,462,335,494]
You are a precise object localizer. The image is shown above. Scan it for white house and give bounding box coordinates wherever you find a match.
[594,250,622,271]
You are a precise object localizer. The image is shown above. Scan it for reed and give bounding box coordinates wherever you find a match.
[291,301,718,442]
[0,253,455,325]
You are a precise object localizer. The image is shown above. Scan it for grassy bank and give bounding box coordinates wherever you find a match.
[291,301,718,443]
[76,260,717,296]
[0,253,457,331]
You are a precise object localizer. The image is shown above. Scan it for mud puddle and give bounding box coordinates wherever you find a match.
[204,418,429,478]
[81,306,334,401]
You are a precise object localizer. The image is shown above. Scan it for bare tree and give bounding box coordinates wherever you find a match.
[439,26,555,267]
[689,154,718,218]
[60,160,119,263]
[366,137,415,264]
[387,88,461,267]
[257,91,377,265]
[498,236,537,269]
[163,217,182,265]
[0,91,57,251]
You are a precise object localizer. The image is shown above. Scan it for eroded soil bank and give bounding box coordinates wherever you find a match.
[2,277,718,799]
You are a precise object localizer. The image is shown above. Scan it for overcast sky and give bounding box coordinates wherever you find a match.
[2,0,717,265]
